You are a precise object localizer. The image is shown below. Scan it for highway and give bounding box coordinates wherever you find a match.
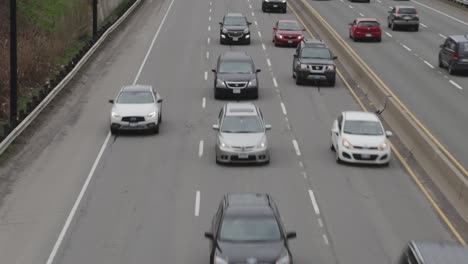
[304,0,468,168]
[0,0,462,264]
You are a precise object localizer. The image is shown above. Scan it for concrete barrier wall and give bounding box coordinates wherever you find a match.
[98,0,126,24]
[290,0,468,222]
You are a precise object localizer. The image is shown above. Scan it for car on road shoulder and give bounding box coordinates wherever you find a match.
[292,39,337,86]
[212,51,261,99]
[219,13,252,45]
[331,111,392,165]
[213,103,271,164]
[349,18,382,42]
[438,35,468,75]
[273,20,305,47]
[204,193,297,264]
[109,85,163,134]
[387,6,419,31]
[262,0,287,13]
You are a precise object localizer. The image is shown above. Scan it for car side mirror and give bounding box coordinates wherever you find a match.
[248,22,252,25]
[212,124,220,130]
[302,29,306,31]
[293,54,298,58]
[212,69,217,73]
[388,10,392,13]
[265,124,272,130]
[108,99,114,104]
[348,23,353,26]
[286,232,297,239]
[256,69,261,73]
[333,56,338,60]
[332,127,339,135]
[157,98,163,103]
[439,44,444,48]
[273,27,277,30]
[204,232,214,240]
[219,22,223,26]
[386,131,393,137]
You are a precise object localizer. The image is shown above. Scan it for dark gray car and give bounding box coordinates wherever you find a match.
[439,35,468,75]
[212,51,261,99]
[387,6,419,31]
[219,13,252,45]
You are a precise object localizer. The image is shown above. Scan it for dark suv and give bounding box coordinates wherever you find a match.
[204,193,297,264]
[219,13,251,45]
[399,241,468,264]
[387,6,419,31]
[262,0,287,13]
[439,35,468,75]
[293,39,337,86]
[212,51,261,99]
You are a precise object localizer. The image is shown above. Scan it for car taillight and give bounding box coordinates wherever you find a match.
[454,52,459,61]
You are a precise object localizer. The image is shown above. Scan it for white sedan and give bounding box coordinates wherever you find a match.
[330,111,392,166]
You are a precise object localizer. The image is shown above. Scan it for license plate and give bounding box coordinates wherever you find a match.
[361,154,371,159]
[366,33,372,37]
[233,37,239,41]
[403,16,411,20]
[288,40,293,43]
[233,89,241,94]
[238,154,249,159]
[310,75,321,79]
[461,58,468,62]
[129,123,137,127]
[273,4,278,7]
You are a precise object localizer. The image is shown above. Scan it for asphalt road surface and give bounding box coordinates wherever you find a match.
[0,0,462,264]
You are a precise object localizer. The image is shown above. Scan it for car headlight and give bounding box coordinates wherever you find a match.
[222,28,228,34]
[214,256,228,264]
[256,138,267,149]
[147,111,156,117]
[216,78,226,87]
[342,138,353,149]
[276,254,291,264]
[282,0,287,2]
[265,0,270,2]
[297,35,303,39]
[220,140,230,149]
[378,141,388,151]
[111,111,120,118]
[276,34,283,39]
[326,65,335,71]
[243,28,249,34]
[299,63,308,70]
[248,79,257,87]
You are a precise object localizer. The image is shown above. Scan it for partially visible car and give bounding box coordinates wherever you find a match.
[204,193,297,264]
[273,20,304,47]
[213,103,271,164]
[439,35,468,75]
[292,39,337,86]
[219,13,251,45]
[387,6,419,31]
[262,0,287,13]
[109,85,163,134]
[330,111,392,166]
[399,241,468,264]
[349,18,382,42]
[349,0,370,3]
[212,51,261,99]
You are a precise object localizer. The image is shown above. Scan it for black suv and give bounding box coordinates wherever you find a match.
[212,51,261,99]
[262,0,287,13]
[204,193,297,264]
[439,35,468,75]
[399,241,468,264]
[387,6,419,31]
[219,13,252,45]
[293,39,337,86]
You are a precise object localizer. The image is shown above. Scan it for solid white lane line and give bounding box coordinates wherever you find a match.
[280,102,287,115]
[202,97,206,108]
[298,161,304,167]
[249,4,252,8]
[439,33,446,39]
[267,58,271,67]
[292,140,301,156]
[47,0,176,263]
[402,44,412,52]
[318,218,324,228]
[348,5,354,8]
[204,71,208,80]
[359,13,364,17]
[308,189,320,215]
[207,37,210,44]
[262,43,266,50]
[323,234,330,245]
[385,32,392,37]
[258,31,262,37]
[420,23,427,28]
[195,191,201,216]
[206,51,210,59]
[273,77,278,87]
[199,140,204,157]
[449,80,463,90]
[254,21,258,26]
[424,60,434,68]
[412,0,468,26]
[208,25,211,31]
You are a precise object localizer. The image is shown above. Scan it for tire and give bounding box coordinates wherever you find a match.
[214,89,221,99]
[158,113,162,123]
[330,143,335,152]
[335,148,342,164]
[292,69,296,79]
[376,37,382,42]
[296,75,303,85]
[381,162,390,167]
[110,127,118,135]
[283,8,287,13]
[153,124,160,134]
[391,22,396,31]
[328,77,336,87]
[414,26,419,32]
[252,89,259,99]
[387,21,391,28]
[438,56,444,68]
[448,63,455,75]
[245,39,251,45]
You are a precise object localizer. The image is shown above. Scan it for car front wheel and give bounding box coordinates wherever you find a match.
[335,147,342,164]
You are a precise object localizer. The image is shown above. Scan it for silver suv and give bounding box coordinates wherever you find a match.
[213,103,271,164]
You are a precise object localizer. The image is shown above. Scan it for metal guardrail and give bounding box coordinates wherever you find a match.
[447,0,468,7]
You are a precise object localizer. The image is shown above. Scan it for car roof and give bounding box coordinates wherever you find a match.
[121,84,152,92]
[449,35,468,42]
[343,111,380,122]
[225,103,258,116]
[224,193,274,217]
[220,51,251,61]
[410,241,468,264]
[302,39,328,48]
[278,19,299,23]
[225,13,245,17]
[395,5,416,9]
[356,18,378,22]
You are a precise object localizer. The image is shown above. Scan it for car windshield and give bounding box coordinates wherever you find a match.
[358,21,379,27]
[224,17,247,26]
[221,116,263,133]
[398,8,417,14]
[220,216,282,242]
[117,91,154,104]
[343,120,384,136]
[301,48,331,59]
[219,62,253,74]
[278,22,301,31]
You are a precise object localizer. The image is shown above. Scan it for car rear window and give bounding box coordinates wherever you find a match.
[219,216,281,242]
[358,21,379,27]
[398,8,417,14]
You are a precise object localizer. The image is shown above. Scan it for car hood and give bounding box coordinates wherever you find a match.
[299,58,334,65]
[276,30,303,36]
[343,133,386,147]
[219,132,265,147]
[217,73,255,82]
[112,103,157,116]
[217,240,285,263]
[224,25,248,31]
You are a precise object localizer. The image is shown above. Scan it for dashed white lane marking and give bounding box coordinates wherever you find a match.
[439,33,446,39]
[318,218,324,228]
[209,16,211,21]
[308,189,320,215]
[348,5,354,9]
[258,31,262,37]
[208,25,211,31]
[401,44,412,52]
[199,140,204,157]
[207,37,210,44]
[195,191,201,216]
[262,43,266,50]
[267,58,271,67]
[376,0,381,2]
[202,97,206,108]
[444,75,448,79]
[323,234,330,245]
[359,13,364,17]
[252,12,255,16]
[273,77,278,87]
[206,51,210,59]
[449,80,463,90]
[209,8,212,13]
[302,172,307,179]
[292,140,301,156]
[210,1,212,6]
[424,60,434,69]
[411,0,468,26]
[298,161,304,167]
[280,102,287,115]
[420,23,427,28]
[254,21,258,26]
[385,32,392,37]
[249,4,252,8]
[204,71,208,80]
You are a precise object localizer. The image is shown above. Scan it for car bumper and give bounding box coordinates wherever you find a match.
[275,36,302,46]
[452,61,468,71]
[110,116,158,131]
[297,70,335,81]
[338,148,391,164]
[393,21,419,26]
[354,32,381,39]
[215,86,258,98]
[262,2,287,10]
[216,146,270,164]
[221,33,250,43]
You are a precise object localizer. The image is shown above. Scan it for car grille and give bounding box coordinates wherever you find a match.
[232,146,255,151]
[122,116,145,122]
[228,31,244,37]
[226,82,248,88]
[307,65,325,72]
[353,146,378,150]
[284,35,299,39]
[231,155,257,161]
[353,154,378,161]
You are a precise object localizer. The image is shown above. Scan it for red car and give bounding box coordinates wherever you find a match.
[349,18,382,42]
[272,20,304,47]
